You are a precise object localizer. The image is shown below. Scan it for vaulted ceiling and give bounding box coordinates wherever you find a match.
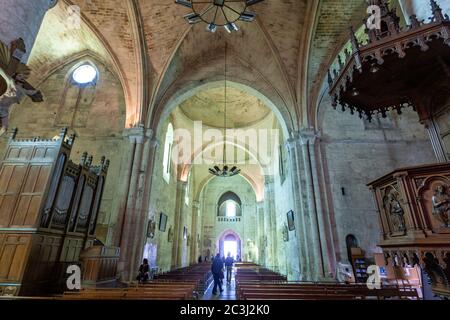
[29,0,370,132]
[179,86,270,129]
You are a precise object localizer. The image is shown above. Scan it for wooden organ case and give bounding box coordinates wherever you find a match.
[368,163,450,298]
[0,128,109,296]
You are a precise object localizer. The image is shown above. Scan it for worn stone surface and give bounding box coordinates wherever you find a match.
[0,57,127,244]
[318,96,436,263]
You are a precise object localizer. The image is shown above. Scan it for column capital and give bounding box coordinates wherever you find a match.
[149,135,160,149]
[123,125,152,144]
[192,200,201,209]
[177,180,188,190]
[287,129,321,148]
[299,129,320,146]
[256,201,265,210]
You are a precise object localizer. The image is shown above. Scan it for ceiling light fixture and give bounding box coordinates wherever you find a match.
[175,0,264,33]
[209,44,241,178]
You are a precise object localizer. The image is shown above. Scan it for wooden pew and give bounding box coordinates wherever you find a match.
[236,282,419,300]
[153,263,212,294]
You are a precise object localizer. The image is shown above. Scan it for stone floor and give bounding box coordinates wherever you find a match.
[201,272,236,300]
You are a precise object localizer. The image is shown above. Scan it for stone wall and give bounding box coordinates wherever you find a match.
[272,133,301,280]
[0,0,55,61]
[318,96,436,263]
[145,117,178,272]
[199,175,258,262]
[0,57,127,244]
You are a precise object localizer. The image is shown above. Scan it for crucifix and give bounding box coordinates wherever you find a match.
[0,38,43,132]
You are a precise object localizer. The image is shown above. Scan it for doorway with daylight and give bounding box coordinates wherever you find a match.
[219,232,241,260]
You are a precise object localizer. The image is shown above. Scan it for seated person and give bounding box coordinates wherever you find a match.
[136,258,150,283]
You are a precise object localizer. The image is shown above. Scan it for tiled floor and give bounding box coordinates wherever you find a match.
[202,274,237,300]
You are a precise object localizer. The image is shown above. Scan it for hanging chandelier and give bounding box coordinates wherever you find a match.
[208,44,241,178]
[175,0,265,33]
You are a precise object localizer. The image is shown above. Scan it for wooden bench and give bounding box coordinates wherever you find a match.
[237,284,419,300]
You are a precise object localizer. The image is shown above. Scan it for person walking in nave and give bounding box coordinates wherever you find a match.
[225,252,234,284]
[211,253,224,295]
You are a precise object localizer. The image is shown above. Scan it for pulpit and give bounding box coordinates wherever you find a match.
[368,163,450,298]
[0,128,109,296]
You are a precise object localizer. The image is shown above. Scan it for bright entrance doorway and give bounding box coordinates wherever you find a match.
[224,240,238,259]
[218,232,241,260]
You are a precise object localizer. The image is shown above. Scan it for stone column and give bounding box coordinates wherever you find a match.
[423,119,448,163]
[108,131,136,246]
[264,177,278,270]
[172,181,187,269]
[190,200,200,264]
[300,130,333,280]
[116,126,147,281]
[0,0,57,62]
[286,135,311,280]
[256,201,265,265]
[128,132,158,280]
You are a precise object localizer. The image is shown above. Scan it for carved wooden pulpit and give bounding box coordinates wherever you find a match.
[0,128,109,296]
[368,163,450,298]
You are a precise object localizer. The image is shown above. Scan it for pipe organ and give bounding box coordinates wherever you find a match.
[0,128,109,296]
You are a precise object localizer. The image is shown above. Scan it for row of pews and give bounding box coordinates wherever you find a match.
[62,263,212,300]
[235,263,420,300]
[153,263,213,294]
[62,281,197,300]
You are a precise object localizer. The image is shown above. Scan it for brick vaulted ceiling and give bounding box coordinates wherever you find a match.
[28,0,368,131]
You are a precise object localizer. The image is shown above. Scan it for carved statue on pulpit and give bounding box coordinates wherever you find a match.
[387,191,406,232]
[432,184,450,228]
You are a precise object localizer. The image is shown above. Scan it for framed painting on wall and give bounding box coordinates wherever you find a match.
[287,210,295,231]
[159,212,168,232]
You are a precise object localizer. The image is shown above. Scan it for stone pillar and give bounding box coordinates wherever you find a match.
[423,119,448,163]
[300,130,335,280]
[190,200,200,264]
[286,129,332,281]
[116,126,152,281]
[0,0,57,62]
[256,201,265,265]
[172,181,187,269]
[112,130,137,247]
[128,132,158,279]
[264,177,278,270]
[286,135,311,280]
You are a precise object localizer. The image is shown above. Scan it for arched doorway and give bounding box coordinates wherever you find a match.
[217,230,242,260]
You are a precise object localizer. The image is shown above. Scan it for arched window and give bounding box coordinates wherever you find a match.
[226,201,237,217]
[217,191,242,217]
[54,62,99,127]
[185,171,191,206]
[162,123,174,183]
